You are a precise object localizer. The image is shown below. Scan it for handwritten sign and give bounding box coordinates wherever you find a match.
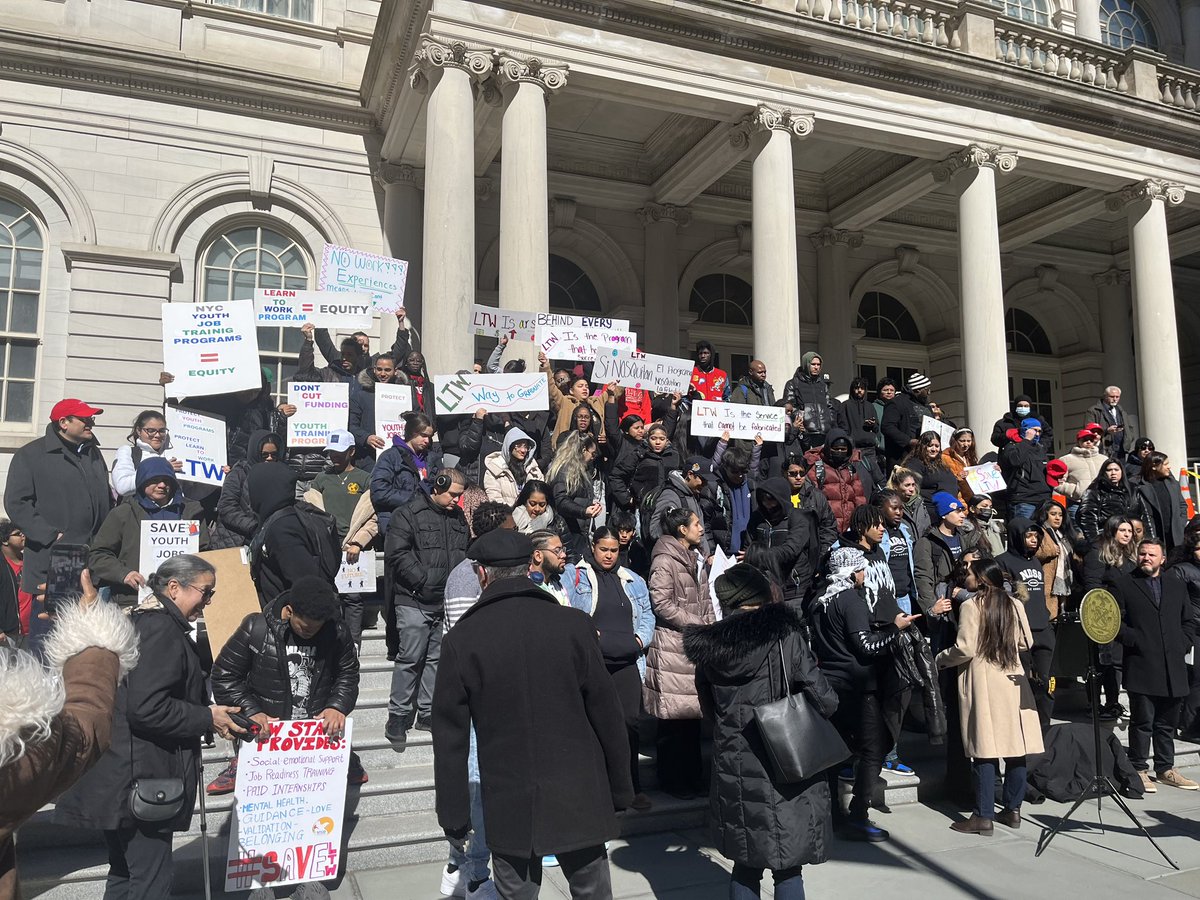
[335,551,376,594]
[592,349,692,394]
[254,289,374,329]
[964,462,1007,494]
[921,415,955,447]
[224,719,353,892]
[691,400,788,443]
[433,373,550,416]
[139,520,200,580]
[319,243,408,314]
[162,300,261,398]
[374,384,413,439]
[165,406,228,486]
[470,305,630,341]
[536,325,635,360]
[287,383,349,449]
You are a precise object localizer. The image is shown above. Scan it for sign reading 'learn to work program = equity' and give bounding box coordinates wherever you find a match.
[254,289,374,329]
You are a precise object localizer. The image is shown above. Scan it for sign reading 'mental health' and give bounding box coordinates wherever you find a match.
[224,719,353,892]
[287,383,349,448]
[254,289,374,329]
[433,373,550,416]
[162,300,262,399]
[691,400,788,443]
[591,349,693,394]
[164,406,228,486]
[319,243,408,314]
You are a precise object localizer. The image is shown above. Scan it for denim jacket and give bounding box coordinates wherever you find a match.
[563,560,655,678]
[880,520,917,600]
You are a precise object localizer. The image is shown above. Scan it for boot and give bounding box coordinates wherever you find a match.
[996,808,1021,829]
[949,814,994,835]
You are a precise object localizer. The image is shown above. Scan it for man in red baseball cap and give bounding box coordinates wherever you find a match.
[3,398,111,604]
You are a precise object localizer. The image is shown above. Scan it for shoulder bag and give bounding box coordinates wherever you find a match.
[753,638,849,784]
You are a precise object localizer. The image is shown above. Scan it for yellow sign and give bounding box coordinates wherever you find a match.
[1080,589,1121,645]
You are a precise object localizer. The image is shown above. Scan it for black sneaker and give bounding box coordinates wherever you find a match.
[840,818,889,842]
[413,715,433,733]
[385,714,408,749]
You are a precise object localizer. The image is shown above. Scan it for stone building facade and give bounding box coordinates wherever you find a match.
[1,0,1199,491]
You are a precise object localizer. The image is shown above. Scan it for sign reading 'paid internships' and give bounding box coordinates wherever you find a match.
[433,373,550,415]
[319,243,408,314]
[691,400,788,442]
[287,383,349,448]
[536,325,636,360]
[165,406,228,486]
[591,349,693,394]
[254,289,374,329]
[162,300,261,399]
[224,719,353,891]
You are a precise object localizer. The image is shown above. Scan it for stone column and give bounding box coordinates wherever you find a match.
[375,161,423,353]
[732,105,813,380]
[934,145,1018,437]
[810,227,863,393]
[639,203,691,356]
[1184,0,1200,69]
[1092,268,1139,417]
[1107,179,1188,467]
[409,38,492,371]
[1073,0,1101,41]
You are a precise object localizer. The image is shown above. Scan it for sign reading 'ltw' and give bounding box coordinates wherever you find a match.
[433,373,550,415]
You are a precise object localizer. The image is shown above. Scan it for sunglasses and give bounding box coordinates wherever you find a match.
[262,450,279,459]
[72,416,96,427]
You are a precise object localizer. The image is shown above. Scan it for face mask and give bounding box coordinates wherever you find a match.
[1015,405,1031,416]
[975,508,994,522]
[826,449,850,467]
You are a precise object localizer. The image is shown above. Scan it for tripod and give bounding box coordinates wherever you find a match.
[1035,642,1178,868]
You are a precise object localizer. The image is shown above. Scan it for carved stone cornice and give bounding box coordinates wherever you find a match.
[551,198,577,229]
[493,51,569,94]
[1104,178,1187,212]
[373,161,423,189]
[809,227,863,250]
[638,203,693,228]
[1092,267,1131,287]
[408,37,494,92]
[729,105,815,150]
[932,144,1019,182]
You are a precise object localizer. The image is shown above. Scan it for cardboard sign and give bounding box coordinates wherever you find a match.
[319,243,408,314]
[287,383,349,449]
[921,415,955,447]
[591,349,692,394]
[536,325,636,360]
[470,305,630,341]
[162,300,261,398]
[691,400,787,442]
[198,548,260,657]
[964,461,1007,494]
[165,406,228,486]
[335,550,376,594]
[224,719,353,892]
[433,373,550,416]
[139,520,200,580]
[254,289,374,329]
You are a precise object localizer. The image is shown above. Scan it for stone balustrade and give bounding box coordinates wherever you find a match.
[993,21,1127,94]
[796,0,959,48]
[1159,62,1200,111]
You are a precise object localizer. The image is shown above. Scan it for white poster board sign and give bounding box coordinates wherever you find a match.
[374,383,414,450]
[691,400,788,443]
[433,373,550,416]
[591,349,692,394]
[165,406,228,486]
[224,719,353,892]
[254,289,374,329]
[162,300,261,399]
[287,383,349,449]
[139,520,200,579]
[319,243,408,314]
[707,545,736,622]
[921,415,955,447]
[335,551,376,594]
[964,462,1007,494]
[470,307,633,341]
[536,325,636,360]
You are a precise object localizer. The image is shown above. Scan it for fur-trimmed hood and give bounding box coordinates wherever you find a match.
[684,602,802,677]
[0,599,139,765]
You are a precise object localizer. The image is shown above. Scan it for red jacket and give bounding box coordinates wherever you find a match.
[804,447,868,533]
[690,367,728,402]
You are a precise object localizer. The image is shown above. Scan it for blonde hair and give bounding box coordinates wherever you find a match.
[547,431,598,494]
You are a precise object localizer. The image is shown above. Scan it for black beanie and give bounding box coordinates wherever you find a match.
[714,563,773,611]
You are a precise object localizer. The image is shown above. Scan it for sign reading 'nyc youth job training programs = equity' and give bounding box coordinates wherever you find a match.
[434,373,550,415]
[162,300,262,399]
[287,383,349,449]
[691,400,788,442]
[591,349,693,394]
[319,243,408,314]
[164,406,228,486]
[254,289,374,329]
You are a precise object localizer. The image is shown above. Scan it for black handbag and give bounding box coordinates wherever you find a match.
[127,724,187,824]
[753,639,849,784]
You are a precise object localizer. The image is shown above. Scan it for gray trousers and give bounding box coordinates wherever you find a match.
[387,604,443,722]
[103,826,173,900]
[493,845,612,900]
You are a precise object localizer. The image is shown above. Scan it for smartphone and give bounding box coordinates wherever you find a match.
[45,543,89,613]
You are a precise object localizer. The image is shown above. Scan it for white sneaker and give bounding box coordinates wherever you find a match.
[440,864,466,898]
[466,880,501,900]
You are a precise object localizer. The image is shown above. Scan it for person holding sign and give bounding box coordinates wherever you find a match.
[88,458,208,607]
[110,411,183,498]
[348,351,402,457]
[541,351,606,445]
[901,432,962,524]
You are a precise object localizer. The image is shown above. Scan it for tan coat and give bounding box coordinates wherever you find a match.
[304,487,379,551]
[936,596,1045,759]
[482,451,545,507]
[1057,446,1106,502]
[643,536,713,720]
[547,377,607,445]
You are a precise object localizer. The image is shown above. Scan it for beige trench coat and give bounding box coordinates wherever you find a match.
[643,536,713,720]
[936,596,1045,759]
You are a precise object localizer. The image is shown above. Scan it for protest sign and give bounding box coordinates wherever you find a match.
[165,406,228,486]
[319,243,408,314]
[335,551,376,593]
[139,520,200,579]
[433,373,550,416]
[536,325,636,360]
[591,349,692,394]
[162,300,261,398]
[254,289,374,329]
[964,461,1007,494]
[691,400,788,442]
[707,545,735,622]
[224,719,353,892]
[199,548,259,656]
[921,415,955,447]
[287,383,349,448]
[469,305,631,341]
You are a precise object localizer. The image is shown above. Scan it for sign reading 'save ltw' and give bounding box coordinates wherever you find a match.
[254,289,374,329]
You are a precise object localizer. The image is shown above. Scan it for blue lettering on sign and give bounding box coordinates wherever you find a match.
[469,389,501,403]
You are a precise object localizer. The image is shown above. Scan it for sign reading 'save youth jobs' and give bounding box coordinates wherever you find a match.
[254,289,374,329]
[319,243,408,314]
[691,400,788,442]
[162,300,261,398]
[139,520,200,580]
[164,406,228,486]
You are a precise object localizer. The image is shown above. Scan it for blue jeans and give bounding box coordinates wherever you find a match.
[448,726,490,883]
[731,864,804,900]
[974,757,1027,819]
[1010,502,1037,521]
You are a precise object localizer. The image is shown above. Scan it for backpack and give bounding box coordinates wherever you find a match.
[247,502,341,589]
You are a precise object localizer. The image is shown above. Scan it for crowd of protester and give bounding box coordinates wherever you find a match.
[2,315,1199,900]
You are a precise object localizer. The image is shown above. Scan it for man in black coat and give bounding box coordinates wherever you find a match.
[1108,539,1199,791]
[990,393,1055,451]
[385,469,469,747]
[4,399,112,595]
[881,373,932,466]
[742,477,835,609]
[998,419,1051,520]
[837,377,881,467]
[433,529,632,899]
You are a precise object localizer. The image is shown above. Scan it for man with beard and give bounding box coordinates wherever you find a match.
[783,351,835,448]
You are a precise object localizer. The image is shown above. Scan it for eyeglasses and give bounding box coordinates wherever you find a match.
[185,583,216,601]
[547,546,567,556]
[141,427,168,436]
[73,416,96,427]
[786,470,805,477]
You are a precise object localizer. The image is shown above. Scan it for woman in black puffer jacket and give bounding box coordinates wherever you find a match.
[1077,457,1139,544]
